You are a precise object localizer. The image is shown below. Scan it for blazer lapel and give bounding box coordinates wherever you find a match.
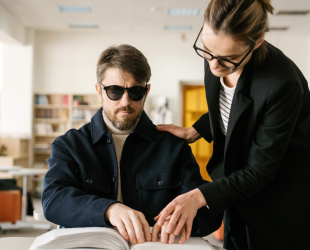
[224,58,255,154]
[204,62,221,141]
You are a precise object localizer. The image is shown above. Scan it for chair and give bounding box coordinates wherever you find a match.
[0,190,21,224]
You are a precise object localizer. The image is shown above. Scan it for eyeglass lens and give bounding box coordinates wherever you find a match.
[196,49,236,69]
[106,86,147,101]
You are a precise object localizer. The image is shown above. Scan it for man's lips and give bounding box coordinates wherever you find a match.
[117,111,133,115]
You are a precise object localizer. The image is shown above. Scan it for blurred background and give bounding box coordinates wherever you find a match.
[0,0,309,246]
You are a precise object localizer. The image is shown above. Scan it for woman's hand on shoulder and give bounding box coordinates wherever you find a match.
[156,125,201,144]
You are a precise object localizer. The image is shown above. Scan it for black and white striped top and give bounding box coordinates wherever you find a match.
[218,77,236,136]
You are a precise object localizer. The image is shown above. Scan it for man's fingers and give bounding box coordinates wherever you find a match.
[168,233,176,244]
[151,223,161,242]
[139,214,151,242]
[116,221,129,241]
[178,226,186,244]
[160,221,169,244]
[130,213,145,243]
[185,219,193,240]
[123,216,138,245]
[173,215,187,236]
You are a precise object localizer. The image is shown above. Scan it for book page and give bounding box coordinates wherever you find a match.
[130,236,215,250]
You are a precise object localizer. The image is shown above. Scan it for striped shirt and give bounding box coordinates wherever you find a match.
[218,77,236,136]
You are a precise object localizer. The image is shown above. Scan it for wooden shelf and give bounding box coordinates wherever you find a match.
[33,93,99,167]
[35,118,68,123]
[34,133,63,137]
[35,104,69,109]
[34,150,51,154]
[73,105,100,109]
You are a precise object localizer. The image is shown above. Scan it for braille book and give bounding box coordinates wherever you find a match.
[28,227,215,250]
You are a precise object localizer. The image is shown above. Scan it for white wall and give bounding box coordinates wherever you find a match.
[34,31,205,126]
[0,30,34,138]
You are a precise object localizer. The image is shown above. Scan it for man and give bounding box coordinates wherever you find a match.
[42,44,220,245]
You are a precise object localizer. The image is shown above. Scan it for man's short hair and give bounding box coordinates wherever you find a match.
[97,44,151,85]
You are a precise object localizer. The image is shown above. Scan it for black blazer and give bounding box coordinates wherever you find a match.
[193,42,310,250]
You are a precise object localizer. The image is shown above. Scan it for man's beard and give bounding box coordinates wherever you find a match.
[103,105,143,131]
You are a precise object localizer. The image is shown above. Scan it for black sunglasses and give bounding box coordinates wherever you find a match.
[193,27,257,70]
[98,82,148,101]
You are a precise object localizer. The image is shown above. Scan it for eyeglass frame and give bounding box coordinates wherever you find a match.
[97,82,149,101]
[193,27,257,70]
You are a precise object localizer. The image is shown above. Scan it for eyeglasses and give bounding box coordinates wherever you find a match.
[193,27,257,70]
[98,82,148,101]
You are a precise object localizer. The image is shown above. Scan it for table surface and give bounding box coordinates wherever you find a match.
[7,168,48,176]
[0,165,22,171]
[0,237,225,250]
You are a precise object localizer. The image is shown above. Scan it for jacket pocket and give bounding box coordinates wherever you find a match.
[136,169,182,190]
[78,167,112,195]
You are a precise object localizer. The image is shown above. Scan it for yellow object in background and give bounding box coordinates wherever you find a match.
[183,86,213,181]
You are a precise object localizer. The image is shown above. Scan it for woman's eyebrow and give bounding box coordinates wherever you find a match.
[202,41,242,58]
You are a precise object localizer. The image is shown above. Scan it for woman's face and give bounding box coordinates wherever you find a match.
[201,23,256,78]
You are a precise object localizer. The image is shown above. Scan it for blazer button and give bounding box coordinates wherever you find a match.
[157,181,164,186]
[86,179,92,184]
[107,138,112,144]
[196,229,201,234]
[112,175,117,182]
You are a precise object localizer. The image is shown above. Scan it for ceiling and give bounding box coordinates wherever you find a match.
[0,0,310,34]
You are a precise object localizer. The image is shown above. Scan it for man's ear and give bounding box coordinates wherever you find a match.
[95,83,103,103]
[145,84,151,99]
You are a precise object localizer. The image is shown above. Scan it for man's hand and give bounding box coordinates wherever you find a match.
[105,203,151,245]
[156,125,201,144]
[151,216,187,244]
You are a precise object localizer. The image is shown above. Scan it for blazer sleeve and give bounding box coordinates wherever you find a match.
[199,80,303,217]
[42,140,119,228]
[177,142,222,237]
[192,112,213,143]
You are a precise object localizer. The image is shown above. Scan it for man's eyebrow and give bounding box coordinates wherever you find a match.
[201,40,242,58]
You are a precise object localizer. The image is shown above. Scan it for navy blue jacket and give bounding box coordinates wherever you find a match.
[42,108,221,236]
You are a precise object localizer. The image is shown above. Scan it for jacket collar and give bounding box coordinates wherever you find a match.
[91,107,154,144]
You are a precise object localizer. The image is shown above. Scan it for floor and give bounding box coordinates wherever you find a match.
[0,198,224,248]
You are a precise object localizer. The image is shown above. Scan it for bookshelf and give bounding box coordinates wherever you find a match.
[33,93,100,168]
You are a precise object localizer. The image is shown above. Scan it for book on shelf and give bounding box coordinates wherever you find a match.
[36,95,49,105]
[29,227,215,250]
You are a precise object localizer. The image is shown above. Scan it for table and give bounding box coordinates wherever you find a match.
[0,237,226,250]
[0,165,22,171]
[0,168,52,232]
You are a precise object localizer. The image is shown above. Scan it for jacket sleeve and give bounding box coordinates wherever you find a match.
[192,112,213,143]
[177,142,222,237]
[42,139,119,228]
[199,80,303,217]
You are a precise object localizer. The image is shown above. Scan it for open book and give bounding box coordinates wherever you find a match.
[29,227,216,250]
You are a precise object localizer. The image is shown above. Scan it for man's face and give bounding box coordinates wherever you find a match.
[95,67,150,130]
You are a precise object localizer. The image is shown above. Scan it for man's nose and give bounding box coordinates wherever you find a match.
[120,90,131,106]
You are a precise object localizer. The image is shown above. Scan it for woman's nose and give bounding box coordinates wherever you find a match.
[209,58,221,69]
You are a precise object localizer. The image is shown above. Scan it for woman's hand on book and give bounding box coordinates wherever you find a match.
[152,215,187,244]
[154,188,207,240]
[105,203,152,245]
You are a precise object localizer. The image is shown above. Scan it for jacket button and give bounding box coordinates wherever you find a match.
[86,179,92,184]
[157,181,164,186]
[196,229,201,234]
[112,175,117,182]
[107,138,112,144]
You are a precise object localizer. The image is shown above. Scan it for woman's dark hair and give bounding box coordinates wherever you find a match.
[204,0,274,64]
[97,44,151,84]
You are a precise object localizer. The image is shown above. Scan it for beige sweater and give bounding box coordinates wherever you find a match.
[102,110,139,203]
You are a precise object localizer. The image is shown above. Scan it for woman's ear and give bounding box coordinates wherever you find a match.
[255,34,266,49]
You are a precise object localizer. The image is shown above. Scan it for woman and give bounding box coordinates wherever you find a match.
[155,0,310,249]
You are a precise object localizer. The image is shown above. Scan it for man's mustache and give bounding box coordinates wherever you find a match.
[114,106,136,114]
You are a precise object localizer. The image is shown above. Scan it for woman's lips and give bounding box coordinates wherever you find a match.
[214,68,225,72]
